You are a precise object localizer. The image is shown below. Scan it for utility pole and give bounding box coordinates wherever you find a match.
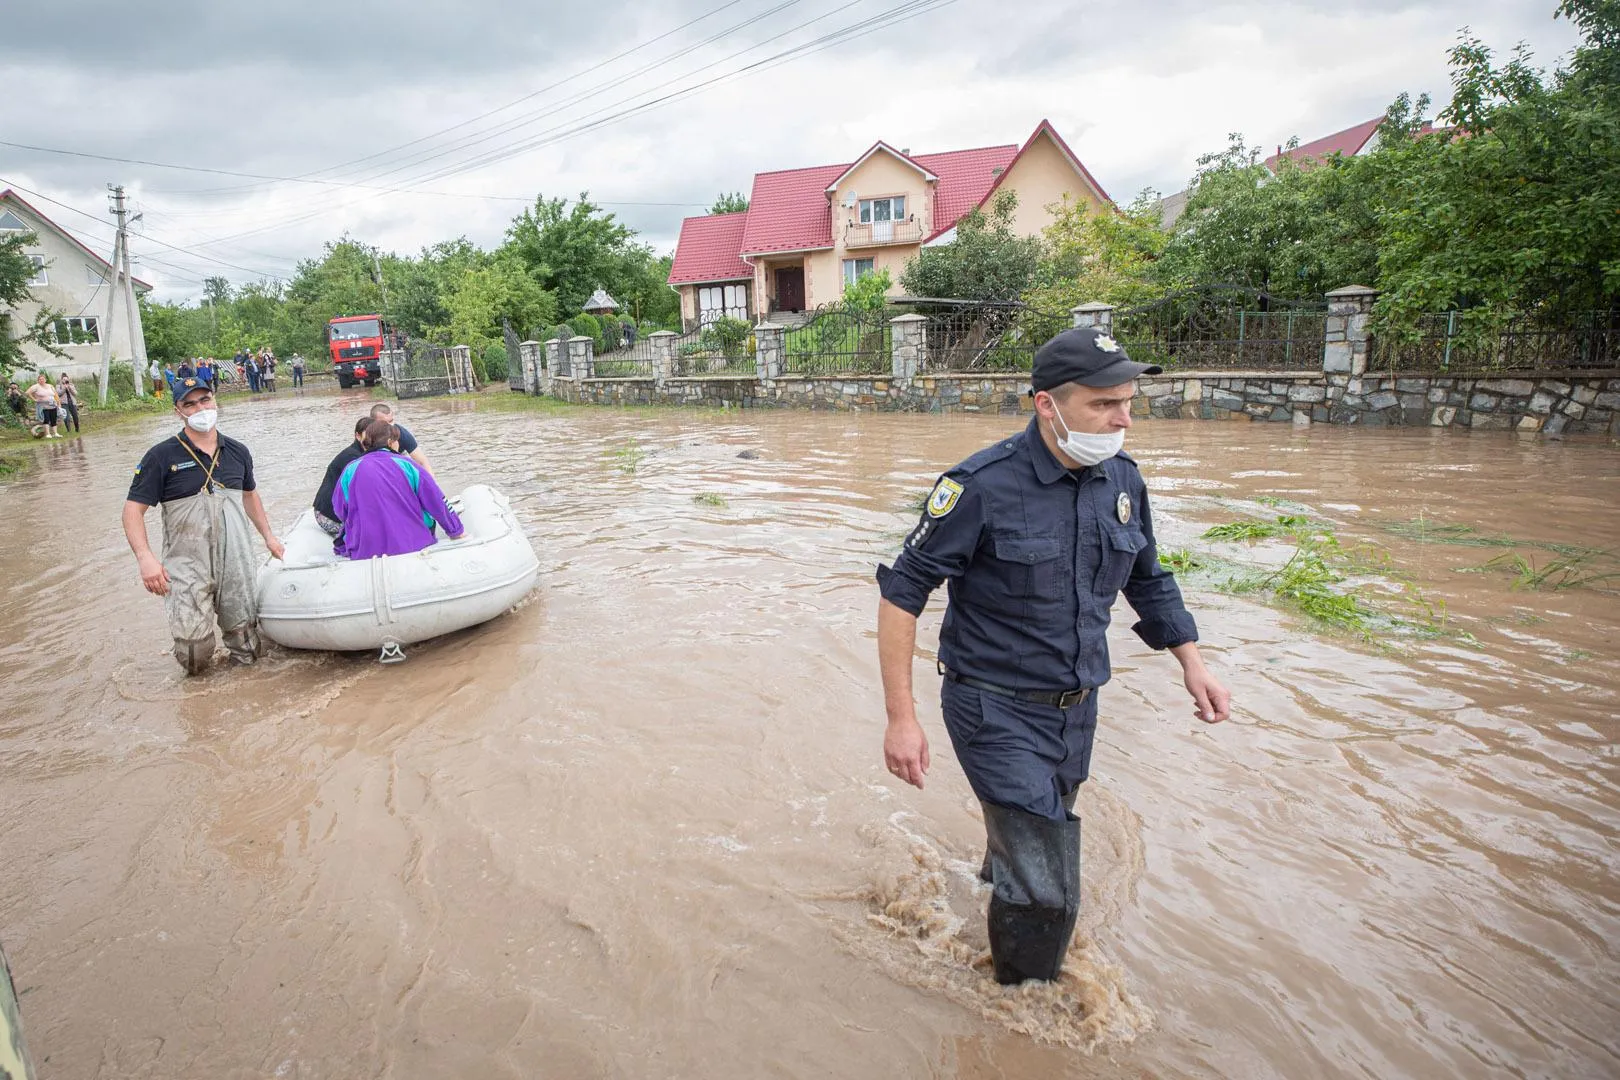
[95,185,144,404]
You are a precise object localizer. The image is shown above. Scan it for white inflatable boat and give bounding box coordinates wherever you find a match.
[256,484,539,654]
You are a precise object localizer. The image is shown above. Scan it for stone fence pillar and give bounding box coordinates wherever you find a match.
[891,313,927,380]
[648,330,676,387]
[568,335,594,381]
[1323,285,1376,375]
[754,322,784,381]
[378,348,404,391]
[546,338,564,383]
[518,340,541,394]
[1072,302,1114,333]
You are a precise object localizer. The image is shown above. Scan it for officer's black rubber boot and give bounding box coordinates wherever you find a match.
[173,636,213,676]
[980,787,1079,885]
[981,801,1081,985]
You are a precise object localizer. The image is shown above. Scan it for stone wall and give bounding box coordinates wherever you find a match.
[532,295,1619,435]
[1133,371,1620,434]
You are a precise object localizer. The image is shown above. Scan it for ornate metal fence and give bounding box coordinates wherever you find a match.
[1112,287,1327,371]
[388,342,456,398]
[914,301,1069,372]
[674,320,756,376]
[1371,310,1620,374]
[782,305,891,375]
[594,328,658,378]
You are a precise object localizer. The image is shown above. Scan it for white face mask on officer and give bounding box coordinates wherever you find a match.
[1048,398,1124,466]
[185,409,218,434]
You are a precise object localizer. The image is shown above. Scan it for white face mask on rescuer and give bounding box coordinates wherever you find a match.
[1049,402,1124,466]
[185,409,218,434]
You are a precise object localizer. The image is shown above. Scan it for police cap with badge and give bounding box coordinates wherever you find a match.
[1030,327,1161,393]
[171,376,210,404]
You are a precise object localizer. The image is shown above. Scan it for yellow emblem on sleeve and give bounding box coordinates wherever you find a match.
[926,477,964,518]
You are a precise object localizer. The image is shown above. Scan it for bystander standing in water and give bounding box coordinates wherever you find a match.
[26,374,61,438]
[121,377,284,674]
[55,372,80,433]
[875,328,1230,986]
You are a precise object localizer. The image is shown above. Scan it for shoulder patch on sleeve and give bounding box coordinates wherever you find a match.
[926,476,964,518]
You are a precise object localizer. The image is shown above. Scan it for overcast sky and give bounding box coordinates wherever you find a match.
[1,0,1580,302]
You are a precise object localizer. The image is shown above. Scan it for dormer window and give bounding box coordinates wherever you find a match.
[859,196,905,223]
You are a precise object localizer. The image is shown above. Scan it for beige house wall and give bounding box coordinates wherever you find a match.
[998,130,1106,237]
[816,148,939,308]
[4,205,147,380]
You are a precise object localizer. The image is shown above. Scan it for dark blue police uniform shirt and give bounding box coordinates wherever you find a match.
[877,416,1198,691]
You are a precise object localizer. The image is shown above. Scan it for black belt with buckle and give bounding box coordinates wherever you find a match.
[940,666,1092,709]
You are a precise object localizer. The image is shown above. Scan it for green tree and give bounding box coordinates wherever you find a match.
[1030,192,1168,311]
[709,192,750,214]
[139,297,191,365]
[443,258,558,355]
[0,231,64,377]
[1374,0,1620,330]
[842,266,892,311]
[501,192,655,315]
[202,276,233,306]
[899,190,1044,302]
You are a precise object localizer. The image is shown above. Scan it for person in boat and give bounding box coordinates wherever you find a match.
[332,419,463,559]
[121,377,285,674]
[368,402,434,476]
[311,416,371,538]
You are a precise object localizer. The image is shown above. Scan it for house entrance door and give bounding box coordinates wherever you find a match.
[776,267,805,312]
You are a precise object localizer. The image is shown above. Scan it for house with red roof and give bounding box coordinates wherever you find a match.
[667,120,1110,327]
[1,188,151,379]
[1160,115,1441,228]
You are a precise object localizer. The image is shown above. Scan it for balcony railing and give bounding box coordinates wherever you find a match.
[843,216,925,248]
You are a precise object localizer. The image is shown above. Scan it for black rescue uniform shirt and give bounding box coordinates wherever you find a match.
[877,416,1198,692]
[127,431,257,506]
[313,441,365,520]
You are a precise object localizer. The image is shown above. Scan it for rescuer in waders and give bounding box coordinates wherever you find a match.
[875,327,1232,985]
[121,377,285,675]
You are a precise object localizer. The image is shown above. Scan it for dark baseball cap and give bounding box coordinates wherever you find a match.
[171,376,211,404]
[1031,327,1161,392]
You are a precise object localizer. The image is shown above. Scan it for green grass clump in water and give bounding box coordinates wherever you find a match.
[1482,551,1620,592]
[1158,548,1202,573]
[1202,514,1311,543]
[0,452,28,478]
[609,441,646,474]
[693,493,727,508]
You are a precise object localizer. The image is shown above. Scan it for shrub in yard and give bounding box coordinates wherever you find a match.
[701,316,750,358]
[568,313,602,351]
[483,343,509,380]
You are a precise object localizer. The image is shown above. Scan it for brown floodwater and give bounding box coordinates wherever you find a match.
[0,389,1616,1079]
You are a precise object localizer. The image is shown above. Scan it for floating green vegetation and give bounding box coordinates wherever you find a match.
[1157,548,1202,574]
[609,440,646,474]
[1194,515,1448,640]
[693,492,728,508]
[1481,551,1620,592]
[1201,514,1311,543]
[0,452,28,478]
[1384,516,1608,559]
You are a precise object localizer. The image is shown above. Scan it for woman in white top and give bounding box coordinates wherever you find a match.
[26,374,60,438]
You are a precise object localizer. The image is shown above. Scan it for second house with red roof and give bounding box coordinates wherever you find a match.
[667,120,1110,329]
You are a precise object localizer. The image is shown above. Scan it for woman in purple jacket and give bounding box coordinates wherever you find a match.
[332,419,463,558]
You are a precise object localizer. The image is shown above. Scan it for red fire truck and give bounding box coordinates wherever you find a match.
[327,314,387,389]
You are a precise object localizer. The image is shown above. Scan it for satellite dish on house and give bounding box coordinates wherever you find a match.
[842,192,858,208]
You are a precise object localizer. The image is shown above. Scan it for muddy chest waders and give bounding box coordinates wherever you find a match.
[160,486,260,674]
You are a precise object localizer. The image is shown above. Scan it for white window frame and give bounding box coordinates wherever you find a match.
[26,254,47,287]
[50,316,100,345]
[842,258,875,287]
[858,196,905,224]
[697,283,749,324]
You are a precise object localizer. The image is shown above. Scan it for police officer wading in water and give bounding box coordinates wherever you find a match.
[876,327,1232,985]
[121,377,285,674]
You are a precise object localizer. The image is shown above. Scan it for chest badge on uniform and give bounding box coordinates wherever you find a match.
[1116,491,1132,524]
[927,477,964,518]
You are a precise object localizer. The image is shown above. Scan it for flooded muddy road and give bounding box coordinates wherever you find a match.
[0,390,1615,1079]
